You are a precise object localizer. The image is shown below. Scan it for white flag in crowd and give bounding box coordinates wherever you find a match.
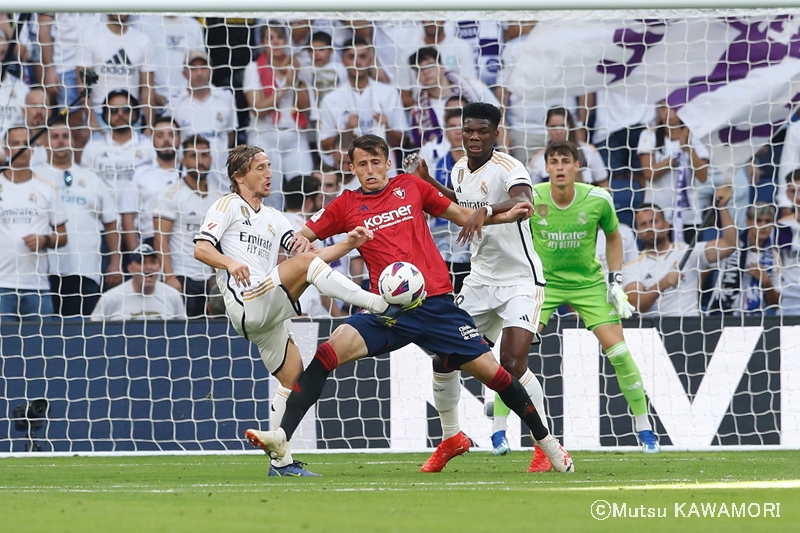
[508,16,800,172]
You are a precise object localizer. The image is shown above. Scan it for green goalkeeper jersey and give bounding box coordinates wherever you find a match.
[530,182,619,289]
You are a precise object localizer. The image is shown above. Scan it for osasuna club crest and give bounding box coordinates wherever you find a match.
[393,187,405,199]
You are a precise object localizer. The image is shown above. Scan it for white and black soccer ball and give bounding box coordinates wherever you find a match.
[378,262,426,307]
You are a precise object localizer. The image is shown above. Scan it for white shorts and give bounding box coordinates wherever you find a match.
[226,268,300,374]
[455,278,545,344]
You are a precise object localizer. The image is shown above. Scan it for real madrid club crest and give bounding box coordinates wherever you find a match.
[577,212,587,225]
[240,205,250,219]
[480,181,488,196]
[393,187,405,199]
[29,193,36,203]
[538,204,548,218]
[267,224,276,237]
[216,112,223,123]
[537,203,548,225]
[457,169,464,184]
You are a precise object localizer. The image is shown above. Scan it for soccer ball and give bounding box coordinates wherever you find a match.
[378,262,426,308]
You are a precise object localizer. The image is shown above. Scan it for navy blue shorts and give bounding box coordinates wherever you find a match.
[346,295,489,368]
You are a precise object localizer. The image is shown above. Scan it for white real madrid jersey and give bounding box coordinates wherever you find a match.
[451,151,545,286]
[194,194,294,301]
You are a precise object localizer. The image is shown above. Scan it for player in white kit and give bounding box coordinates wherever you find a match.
[193,145,396,477]
[413,103,551,473]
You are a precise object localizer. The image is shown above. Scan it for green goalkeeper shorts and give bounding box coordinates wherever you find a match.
[539,282,621,331]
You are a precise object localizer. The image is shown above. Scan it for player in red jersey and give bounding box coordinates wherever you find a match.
[244,135,574,474]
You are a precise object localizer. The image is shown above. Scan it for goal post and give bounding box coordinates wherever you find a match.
[1,9,799,455]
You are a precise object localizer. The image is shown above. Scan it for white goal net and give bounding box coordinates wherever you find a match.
[1,10,799,454]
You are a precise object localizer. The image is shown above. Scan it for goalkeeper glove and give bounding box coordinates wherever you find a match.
[607,271,635,319]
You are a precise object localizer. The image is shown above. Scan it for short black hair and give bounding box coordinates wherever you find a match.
[410,46,439,68]
[444,108,461,124]
[284,175,322,211]
[462,102,502,130]
[154,115,179,129]
[544,140,580,163]
[341,35,370,53]
[311,31,332,47]
[635,202,667,223]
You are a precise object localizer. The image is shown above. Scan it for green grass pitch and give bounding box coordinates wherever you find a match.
[3,450,799,533]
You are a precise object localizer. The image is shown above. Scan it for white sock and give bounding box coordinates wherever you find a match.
[519,369,549,432]
[270,386,293,467]
[307,256,387,313]
[491,408,508,434]
[432,371,461,440]
[634,414,652,433]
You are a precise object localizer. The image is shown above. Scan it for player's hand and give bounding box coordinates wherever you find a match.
[345,226,374,248]
[227,260,251,287]
[496,201,534,223]
[402,152,422,175]
[289,234,315,255]
[607,271,635,319]
[456,207,487,246]
[346,114,360,130]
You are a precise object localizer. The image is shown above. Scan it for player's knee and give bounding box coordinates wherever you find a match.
[500,356,528,379]
[432,355,451,373]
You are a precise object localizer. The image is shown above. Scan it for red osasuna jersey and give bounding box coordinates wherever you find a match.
[306,173,454,297]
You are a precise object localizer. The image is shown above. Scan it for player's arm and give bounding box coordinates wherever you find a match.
[604,228,635,318]
[194,240,252,288]
[412,157,457,202]
[453,183,534,245]
[102,221,123,288]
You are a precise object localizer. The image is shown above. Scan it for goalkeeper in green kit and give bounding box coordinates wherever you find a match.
[489,140,660,470]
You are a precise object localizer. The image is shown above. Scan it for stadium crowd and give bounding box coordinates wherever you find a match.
[1,14,799,322]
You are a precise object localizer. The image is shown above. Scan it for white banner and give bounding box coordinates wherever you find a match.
[508,16,800,171]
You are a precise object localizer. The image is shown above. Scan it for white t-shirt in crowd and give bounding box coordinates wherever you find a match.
[35,163,117,285]
[243,60,308,133]
[397,33,478,91]
[529,143,608,186]
[152,179,221,281]
[172,87,235,174]
[595,223,639,273]
[0,75,29,142]
[139,15,205,103]
[91,279,186,321]
[622,242,710,318]
[317,80,407,146]
[297,56,348,121]
[41,13,103,74]
[637,126,710,226]
[131,162,179,240]
[0,173,68,291]
[776,119,800,209]
[82,132,155,214]
[77,24,156,106]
